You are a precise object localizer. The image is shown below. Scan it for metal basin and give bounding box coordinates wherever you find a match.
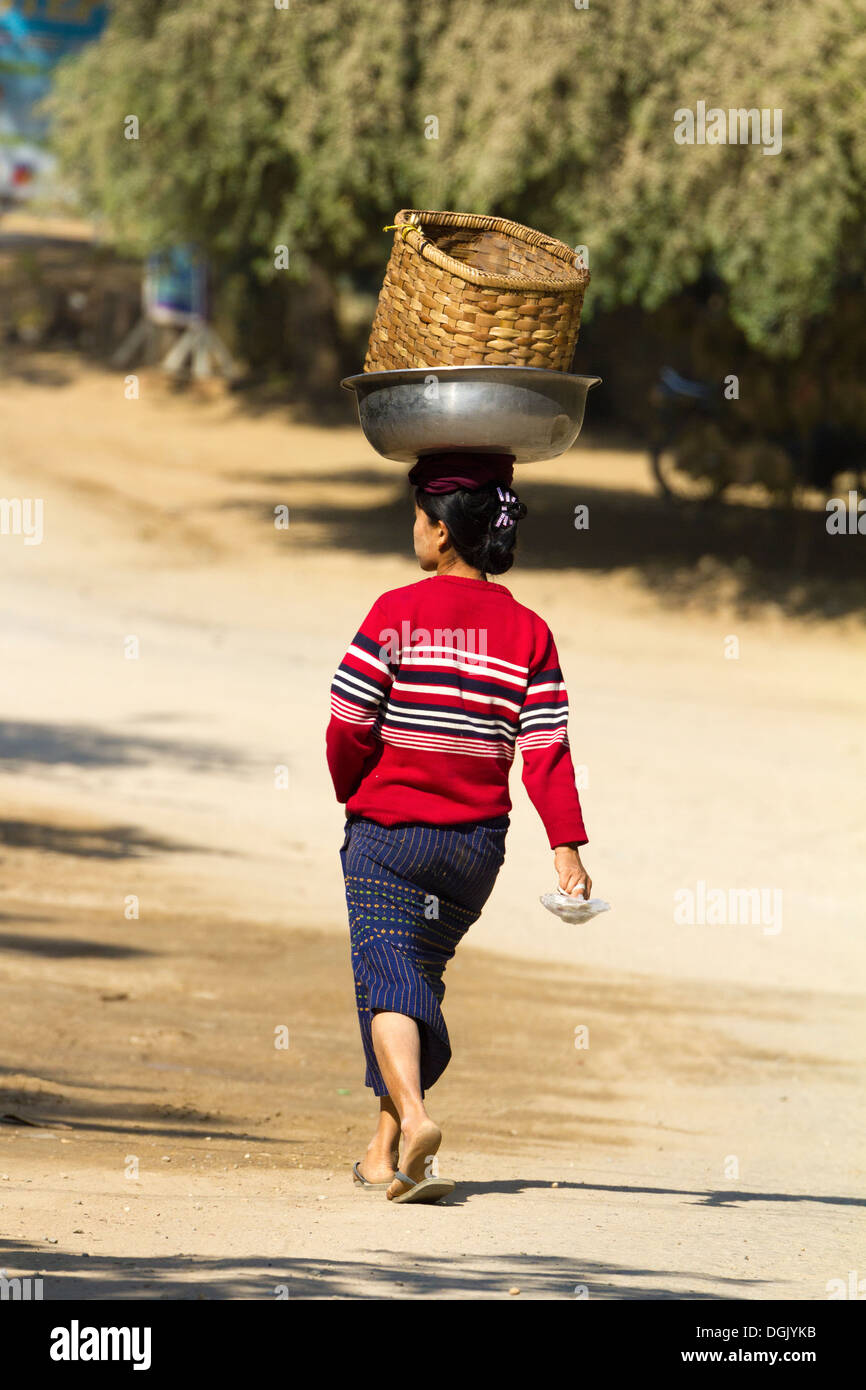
[341,366,602,464]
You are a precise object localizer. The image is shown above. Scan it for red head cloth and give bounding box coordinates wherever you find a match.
[408,452,515,494]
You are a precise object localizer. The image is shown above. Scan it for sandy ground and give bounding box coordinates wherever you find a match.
[0,351,864,1300]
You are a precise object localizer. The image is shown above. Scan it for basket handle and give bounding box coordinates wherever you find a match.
[383,213,424,244]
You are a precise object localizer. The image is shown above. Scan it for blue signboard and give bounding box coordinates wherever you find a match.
[145,247,209,326]
[0,2,109,195]
[3,1,108,44]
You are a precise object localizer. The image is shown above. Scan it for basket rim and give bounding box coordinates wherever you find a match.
[394,209,589,291]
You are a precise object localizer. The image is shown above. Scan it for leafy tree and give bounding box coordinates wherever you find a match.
[47,0,866,367]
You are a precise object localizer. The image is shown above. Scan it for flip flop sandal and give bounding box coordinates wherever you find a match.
[352,1160,393,1191]
[387,1169,456,1205]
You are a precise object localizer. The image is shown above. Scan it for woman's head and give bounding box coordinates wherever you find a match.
[413,481,528,576]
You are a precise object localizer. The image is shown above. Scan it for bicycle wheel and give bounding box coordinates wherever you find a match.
[650,418,732,503]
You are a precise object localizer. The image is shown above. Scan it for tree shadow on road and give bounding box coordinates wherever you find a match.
[447,1177,866,1211]
[0,720,243,773]
[0,1241,760,1300]
[226,463,866,620]
[0,819,206,860]
[0,930,151,958]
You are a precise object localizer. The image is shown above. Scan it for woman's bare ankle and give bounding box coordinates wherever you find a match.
[401,1110,436,1141]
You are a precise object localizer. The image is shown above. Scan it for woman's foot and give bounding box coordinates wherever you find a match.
[355,1095,401,1184]
[387,1115,442,1200]
[355,1145,399,1185]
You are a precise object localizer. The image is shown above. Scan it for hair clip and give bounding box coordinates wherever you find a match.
[494,486,521,528]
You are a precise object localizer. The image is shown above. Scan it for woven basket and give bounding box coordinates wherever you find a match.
[364,209,589,373]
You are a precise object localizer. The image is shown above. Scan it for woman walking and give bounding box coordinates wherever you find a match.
[326,453,592,1203]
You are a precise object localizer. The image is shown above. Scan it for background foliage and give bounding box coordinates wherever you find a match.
[47,0,866,391]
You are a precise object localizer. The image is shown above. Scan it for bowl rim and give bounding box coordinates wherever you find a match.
[341,366,602,393]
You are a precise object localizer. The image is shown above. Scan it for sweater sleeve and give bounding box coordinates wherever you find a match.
[326,596,396,804]
[517,624,588,849]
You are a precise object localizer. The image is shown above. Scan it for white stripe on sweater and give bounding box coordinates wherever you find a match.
[391,681,522,714]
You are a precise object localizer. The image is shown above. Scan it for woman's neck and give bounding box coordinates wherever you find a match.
[435,554,484,581]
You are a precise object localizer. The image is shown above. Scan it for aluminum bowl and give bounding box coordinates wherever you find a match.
[341,365,602,464]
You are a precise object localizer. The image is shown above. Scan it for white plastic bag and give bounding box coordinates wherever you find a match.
[539,888,611,925]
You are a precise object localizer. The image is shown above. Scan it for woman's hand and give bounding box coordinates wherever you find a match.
[553,844,592,899]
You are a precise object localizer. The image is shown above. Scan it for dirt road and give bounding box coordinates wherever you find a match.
[1,354,863,1298]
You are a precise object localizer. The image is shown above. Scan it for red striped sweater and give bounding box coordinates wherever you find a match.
[326,574,587,848]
